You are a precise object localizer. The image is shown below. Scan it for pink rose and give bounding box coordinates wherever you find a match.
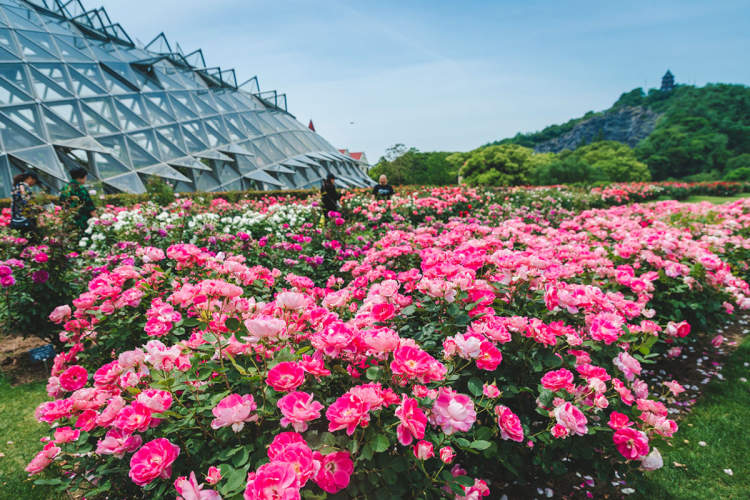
[613,427,649,460]
[430,388,476,435]
[205,466,222,485]
[475,341,502,371]
[372,302,396,322]
[211,394,258,432]
[244,317,286,341]
[175,471,221,500]
[129,438,180,486]
[49,305,72,324]
[115,402,153,434]
[244,461,300,500]
[326,393,370,436]
[439,446,455,463]
[266,362,305,392]
[540,368,574,392]
[482,383,501,398]
[607,411,631,430]
[313,451,353,494]
[413,440,434,460]
[277,391,324,432]
[664,380,685,396]
[553,402,588,436]
[96,428,142,457]
[59,365,88,392]
[494,405,524,442]
[666,321,691,338]
[53,426,80,444]
[613,351,642,381]
[25,442,61,475]
[276,291,307,310]
[394,395,427,446]
[137,389,174,413]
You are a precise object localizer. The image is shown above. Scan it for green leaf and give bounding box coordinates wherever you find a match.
[401,305,416,316]
[366,366,381,381]
[467,377,483,397]
[454,475,475,486]
[372,434,390,453]
[470,440,492,450]
[225,317,241,331]
[182,317,200,327]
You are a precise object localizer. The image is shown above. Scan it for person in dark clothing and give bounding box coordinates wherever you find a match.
[10,172,39,233]
[320,173,341,217]
[372,174,395,200]
[60,168,96,231]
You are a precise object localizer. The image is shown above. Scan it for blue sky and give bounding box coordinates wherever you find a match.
[98,0,750,161]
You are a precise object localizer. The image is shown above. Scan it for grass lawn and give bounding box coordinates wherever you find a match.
[0,376,55,499]
[682,192,750,204]
[633,334,750,499]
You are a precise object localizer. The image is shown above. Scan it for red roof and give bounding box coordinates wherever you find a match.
[349,152,363,160]
[308,120,315,132]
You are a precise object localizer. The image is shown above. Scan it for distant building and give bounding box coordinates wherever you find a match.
[338,149,370,173]
[661,70,675,92]
[308,120,316,132]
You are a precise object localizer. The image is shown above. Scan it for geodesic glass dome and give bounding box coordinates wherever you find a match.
[0,0,373,197]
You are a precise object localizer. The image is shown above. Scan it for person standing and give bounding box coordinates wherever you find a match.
[372,174,395,200]
[10,172,39,233]
[60,168,95,231]
[320,173,341,217]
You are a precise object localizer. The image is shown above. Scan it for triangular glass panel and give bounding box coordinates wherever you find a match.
[66,65,107,97]
[14,31,58,61]
[9,145,65,180]
[112,99,148,131]
[194,170,220,191]
[243,169,283,187]
[143,92,174,115]
[166,93,198,120]
[239,114,262,137]
[82,97,119,127]
[191,90,218,115]
[53,135,111,154]
[169,155,211,171]
[96,134,130,164]
[138,163,190,182]
[100,60,140,87]
[0,76,32,104]
[93,152,131,179]
[31,63,74,94]
[115,94,149,119]
[143,98,175,126]
[178,124,207,152]
[220,143,254,156]
[0,112,44,150]
[0,63,31,93]
[154,130,187,159]
[87,44,122,64]
[79,100,119,135]
[2,7,42,31]
[99,69,134,94]
[51,36,91,62]
[101,172,145,194]
[125,136,160,167]
[45,101,85,131]
[127,130,161,159]
[203,120,228,148]
[28,66,72,100]
[2,103,44,137]
[0,45,20,62]
[155,124,186,151]
[0,28,19,56]
[195,149,233,162]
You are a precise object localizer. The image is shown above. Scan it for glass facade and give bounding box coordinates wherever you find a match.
[0,0,373,197]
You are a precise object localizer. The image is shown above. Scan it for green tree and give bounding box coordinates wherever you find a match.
[459,144,536,186]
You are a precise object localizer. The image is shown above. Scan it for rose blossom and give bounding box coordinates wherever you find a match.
[129,438,180,486]
[326,393,370,435]
[413,440,434,460]
[96,428,142,457]
[277,391,324,432]
[430,388,476,435]
[49,305,72,324]
[494,405,524,442]
[439,446,456,463]
[175,471,221,500]
[482,383,501,398]
[613,427,650,460]
[613,351,642,381]
[243,461,300,500]
[211,394,258,432]
[553,402,588,436]
[541,368,575,392]
[313,451,353,494]
[266,362,305,392]
[59,365,88,392]
[205,466,222,485]
[25,442,61,475]
[394,395,427,445]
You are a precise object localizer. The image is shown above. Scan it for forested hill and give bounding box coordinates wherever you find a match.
[491,83,750,180]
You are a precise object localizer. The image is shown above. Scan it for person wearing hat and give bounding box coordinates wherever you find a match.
[10,171,39,234]
[320,173,341,217]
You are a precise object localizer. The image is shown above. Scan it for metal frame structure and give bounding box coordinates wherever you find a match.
[0,0,374,196]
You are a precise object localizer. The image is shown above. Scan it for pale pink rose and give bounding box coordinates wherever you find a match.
[666,320,691,338]
[378,279,400,297]
[53,426,80,444]
[97,395,126,427]
[430,388,476,435]
[632,379,649,399]
[276,291,307,310]
[137,389,173,413]
[553,402,588,436]
[211,394,258,432]
[640,447,663,470]
[25,442,61,475]
[494,405,524,442]
[174,471,221,500]
[49,305,71,324]
[361,328,400,354]
[96,428,142,458]
[413,440,434,460]
[613,351,642,381]
[277,391,324,432]
[244,317,285,341]
[243,461,300,500]
[482,383,500,398]
[439,446,455,463]
[129,438,180,486]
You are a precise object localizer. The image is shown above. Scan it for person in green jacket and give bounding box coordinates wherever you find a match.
[59,168,95,230]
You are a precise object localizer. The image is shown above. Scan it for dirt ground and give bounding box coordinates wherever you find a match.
[0,334,51,385]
